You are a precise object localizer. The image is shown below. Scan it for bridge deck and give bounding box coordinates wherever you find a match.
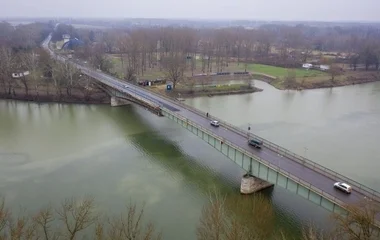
[88,69,379,207]
[43,33,380,221]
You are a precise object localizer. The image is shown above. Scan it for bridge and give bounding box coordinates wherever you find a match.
[42,32,380,224]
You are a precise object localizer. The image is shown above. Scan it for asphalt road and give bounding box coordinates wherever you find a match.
[42,33,380,220]
[87,70,372,205]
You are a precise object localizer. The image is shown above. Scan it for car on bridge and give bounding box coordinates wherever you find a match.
[248,138,263,149]
[210,120,220,127]
[334,182,352,194]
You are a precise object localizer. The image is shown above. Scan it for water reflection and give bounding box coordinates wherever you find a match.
[0,100,305,240]
[185,81,380,192]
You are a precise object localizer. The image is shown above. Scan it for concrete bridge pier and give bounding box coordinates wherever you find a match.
[240,173,274,194]
[110,96,131,107]
[240,159,274,194]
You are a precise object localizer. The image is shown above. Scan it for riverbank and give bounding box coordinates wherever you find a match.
[252,71,380,90]
[150,83,262,98]
[0,85,110,104]
[110,55,380,91]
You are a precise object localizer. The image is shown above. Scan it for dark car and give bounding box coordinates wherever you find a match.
[248,138,263,149]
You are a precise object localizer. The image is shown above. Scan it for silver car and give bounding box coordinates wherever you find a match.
[333,182,352,194]
[210,120,220,127]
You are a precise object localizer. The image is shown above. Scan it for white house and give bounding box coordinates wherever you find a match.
[302,63,313,69]
[12,71,30,78]
[62,34,71,43]
[320,65,330,71]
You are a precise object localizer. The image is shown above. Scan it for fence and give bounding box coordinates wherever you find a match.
[163,108,380,228]
[70,53,380,204]
[134,84,380,203]
[164,109,347,205]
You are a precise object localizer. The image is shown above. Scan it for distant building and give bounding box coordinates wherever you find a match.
[61,38,84,50]
[12,71,30,78]
[320,65,330,71]
[62,34,71,43]
[302,63,313,69]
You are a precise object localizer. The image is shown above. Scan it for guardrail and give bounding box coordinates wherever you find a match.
[44,32,380,226]
[140,90,380,202]
[81,61,380,203]
[164,109,347,204]
[162,108,380,228]
[44,31,380,203]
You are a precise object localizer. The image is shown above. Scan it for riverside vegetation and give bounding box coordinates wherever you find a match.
[0,21,109,104]
[0,192,378,240]
[52,21,380,94]
[2,21,380,103]
[1,21,380,240]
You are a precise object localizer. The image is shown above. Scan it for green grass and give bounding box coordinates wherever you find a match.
[108,55,328,85]
[193,60,327,79]
[109,55,165,80]
[243,64,327,78]
[180,83,249,92]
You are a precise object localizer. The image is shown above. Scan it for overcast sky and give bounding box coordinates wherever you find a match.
[2,0,379,22]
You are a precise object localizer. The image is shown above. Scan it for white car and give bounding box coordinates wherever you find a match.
[210,120,220,127]
[124,85,129,88]
[333,182,352,194]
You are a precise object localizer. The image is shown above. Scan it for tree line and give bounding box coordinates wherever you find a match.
[0,22,104,102]
[55,23,380,88]
[2,20,380,95]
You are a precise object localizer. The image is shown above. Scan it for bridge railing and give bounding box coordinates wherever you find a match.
[163,108,380,228]
[71,57,380,203]
[142,90,380,202]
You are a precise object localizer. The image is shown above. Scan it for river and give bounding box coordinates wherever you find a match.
[0,80,379,239]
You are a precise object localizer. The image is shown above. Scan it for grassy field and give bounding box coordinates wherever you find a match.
[150,82,256,97]
[109,55,327,79]
[108,55,378,90]
[243,64,327,78]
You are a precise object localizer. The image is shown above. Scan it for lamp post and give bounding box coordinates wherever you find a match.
[304,147,308,158]
[247,124,251,140]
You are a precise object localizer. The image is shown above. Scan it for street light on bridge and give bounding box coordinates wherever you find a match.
[247,124,251,139]
[304,147,308,159]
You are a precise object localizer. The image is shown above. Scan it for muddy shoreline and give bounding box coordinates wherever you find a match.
[251,72,380,90]
[167,88,263,98]
[0,87,110,105]
[3,72,378,105]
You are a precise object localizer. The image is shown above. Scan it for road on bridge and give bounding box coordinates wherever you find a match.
[42,33,380,221]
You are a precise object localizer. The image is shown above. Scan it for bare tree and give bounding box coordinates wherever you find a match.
[51,61,66,98]
[197,191,279,240]
[89,44,113,72]
[56,197,98,240]
[329,64,342,82]
[102,30,119,53]
[78,75,94,101]
[197,192,227,240]
[0,47,15,95]
[56,62,78,96]
[38,48,54,96]
[95,202,162,240]
[332,200,380,240]
[124,67,137,83]
[301,225,336,240]
[33,206,58,240]
[185,77,196,93]
[22,51,40,99]
[0,196,164,240]
[162,54,186,89]
[284,69,297,88]
[12,52,30,96]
